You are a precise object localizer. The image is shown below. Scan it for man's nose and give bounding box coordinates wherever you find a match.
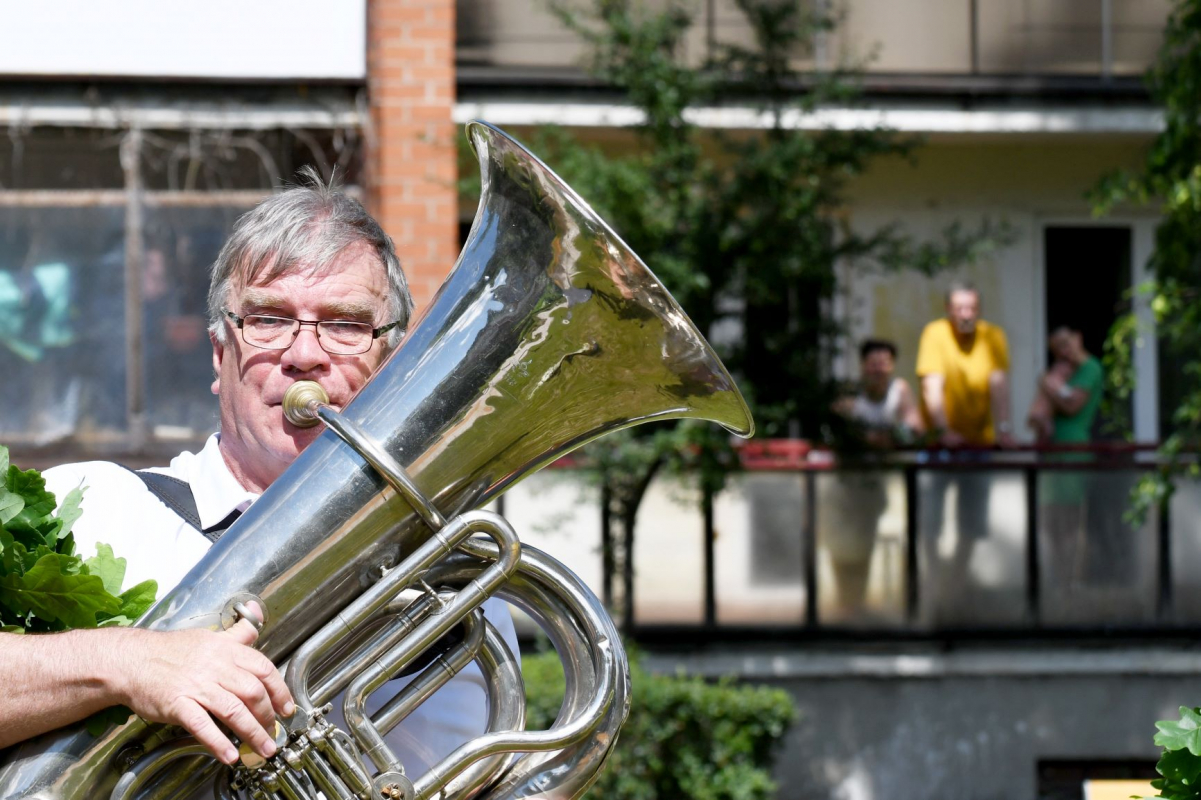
[281,324,331,372]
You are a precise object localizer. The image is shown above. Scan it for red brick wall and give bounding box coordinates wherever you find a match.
[366,0,459,313]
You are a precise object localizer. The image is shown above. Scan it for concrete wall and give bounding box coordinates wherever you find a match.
[646,648,1201,800]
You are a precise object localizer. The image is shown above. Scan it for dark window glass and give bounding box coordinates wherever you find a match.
[140,128,364,192]
[0,127,124,190]
[142,205,252,439]
[0,207,126,442]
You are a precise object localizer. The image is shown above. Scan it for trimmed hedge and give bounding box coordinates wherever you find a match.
[523,647,797,800]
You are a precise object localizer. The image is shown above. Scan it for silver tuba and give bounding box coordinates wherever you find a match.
[0,121,753,800]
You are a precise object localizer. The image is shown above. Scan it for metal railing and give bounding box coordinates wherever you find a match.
[629,442,1197,641]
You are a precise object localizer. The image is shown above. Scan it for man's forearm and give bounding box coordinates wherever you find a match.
[921,375,948,431]
[899,383,925,434]
[0,619,293,763]
[0,629,126,748]
[989,370,1012,432]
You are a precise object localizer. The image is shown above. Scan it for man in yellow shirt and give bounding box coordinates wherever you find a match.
[916,283,1015,447]
[914,282,1014,621]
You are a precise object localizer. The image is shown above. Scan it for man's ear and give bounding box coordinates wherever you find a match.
[210,330,224,396]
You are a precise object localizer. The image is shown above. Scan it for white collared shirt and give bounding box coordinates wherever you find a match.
[43,434,257,594]
[42,434,520,778]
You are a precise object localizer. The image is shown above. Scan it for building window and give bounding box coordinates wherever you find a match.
[0,124,363,457]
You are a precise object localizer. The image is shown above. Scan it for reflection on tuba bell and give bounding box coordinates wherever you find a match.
[0,121,754,800]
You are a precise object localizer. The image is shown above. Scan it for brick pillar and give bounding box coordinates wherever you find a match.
[366,0,459,313]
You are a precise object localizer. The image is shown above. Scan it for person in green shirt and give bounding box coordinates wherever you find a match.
[1048,327,1103,443]
[1027,326,1104,587]
[1026,326,1103,444]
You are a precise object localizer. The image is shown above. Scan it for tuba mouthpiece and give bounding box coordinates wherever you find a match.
[283,381,329,428]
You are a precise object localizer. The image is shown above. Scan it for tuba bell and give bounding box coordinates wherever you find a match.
[0,121,753,800]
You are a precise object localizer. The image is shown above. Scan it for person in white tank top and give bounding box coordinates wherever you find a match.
[823,340,925,621]
[838,339,923,447]
[850,375,904,429]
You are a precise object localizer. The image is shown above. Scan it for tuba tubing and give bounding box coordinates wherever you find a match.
[422,539,628,800]
[0,120,753,800]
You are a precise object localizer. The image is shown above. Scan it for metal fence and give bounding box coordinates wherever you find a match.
[623,443,1200,641]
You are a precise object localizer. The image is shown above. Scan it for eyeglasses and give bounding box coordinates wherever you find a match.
[223,308,403,356]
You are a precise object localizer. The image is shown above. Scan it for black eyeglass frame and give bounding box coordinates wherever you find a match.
[222,308,403,355]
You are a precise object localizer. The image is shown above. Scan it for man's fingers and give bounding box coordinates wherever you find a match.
[224,669,277,733]
[226,634,295,719]
[174,698,239,765]
[224,600,266,646]
[205,689,278,761]
[215,619,296,724]
[248,654,296,718]
[223,616,260,647]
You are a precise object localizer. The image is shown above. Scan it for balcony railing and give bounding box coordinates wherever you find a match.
[601,442,1195,641]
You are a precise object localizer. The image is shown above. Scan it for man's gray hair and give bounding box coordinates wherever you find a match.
[944,280,979,304]
[207,167,414,348]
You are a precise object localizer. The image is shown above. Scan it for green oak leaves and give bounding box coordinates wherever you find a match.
[0,446,157,633]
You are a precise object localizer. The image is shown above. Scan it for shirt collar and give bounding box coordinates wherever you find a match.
[174,433,260,531]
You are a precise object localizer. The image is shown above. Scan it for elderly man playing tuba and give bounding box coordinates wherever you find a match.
[0,173,519,773]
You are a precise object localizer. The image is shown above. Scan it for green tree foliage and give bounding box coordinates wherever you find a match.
[1091,0,1201,520]
[524,647,797,800]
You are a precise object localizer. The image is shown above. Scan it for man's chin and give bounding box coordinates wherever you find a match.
[284,423,323,450]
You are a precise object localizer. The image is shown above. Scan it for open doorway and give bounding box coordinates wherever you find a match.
[1043,225,1131,437]
[1044,226,1131,358]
